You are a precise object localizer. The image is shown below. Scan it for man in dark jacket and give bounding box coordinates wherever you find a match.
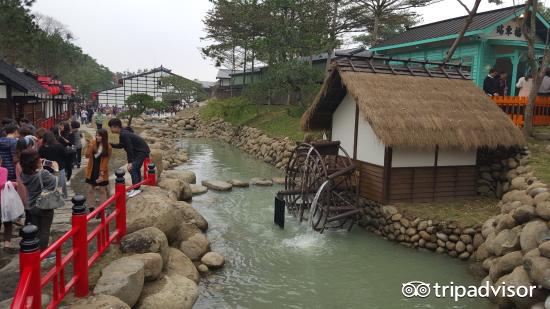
[483,68,499,96]
[0,124,20,180]
[108,118,150,197]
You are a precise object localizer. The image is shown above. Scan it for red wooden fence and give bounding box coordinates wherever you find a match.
[11,160,156,309]
[492,96,550,126]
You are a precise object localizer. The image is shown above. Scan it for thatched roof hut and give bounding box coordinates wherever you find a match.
[302,55,524,204]
[302,58,524,151]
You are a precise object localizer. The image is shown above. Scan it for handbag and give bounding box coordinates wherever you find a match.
[65,145,76,155]
[36,171,64,210]
[1,181,25,222]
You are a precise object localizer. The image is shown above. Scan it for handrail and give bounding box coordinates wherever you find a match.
[491,95,550,127]
[11,161,157,309]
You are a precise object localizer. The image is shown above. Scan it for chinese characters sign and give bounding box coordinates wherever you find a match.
[489,20,525,41]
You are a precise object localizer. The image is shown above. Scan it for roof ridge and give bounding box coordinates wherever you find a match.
[407,4,523,31]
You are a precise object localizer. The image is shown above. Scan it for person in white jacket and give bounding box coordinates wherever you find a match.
[516,73,535,97]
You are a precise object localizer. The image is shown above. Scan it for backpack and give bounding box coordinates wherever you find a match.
[36,171,64,210]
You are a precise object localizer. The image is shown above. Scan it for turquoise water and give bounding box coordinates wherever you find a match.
[178,138,489,309]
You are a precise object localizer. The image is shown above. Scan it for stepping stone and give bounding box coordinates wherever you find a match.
[533,132,550,141]
[272,177,285,185]
[228,179,250,188]
[190,184,208,195]
[250,177,273,187]
[201,180,232,191]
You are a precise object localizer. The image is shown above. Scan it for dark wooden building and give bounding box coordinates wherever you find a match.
[301,55,525,204]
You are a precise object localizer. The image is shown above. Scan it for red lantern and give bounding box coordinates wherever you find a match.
[49,86,60,96]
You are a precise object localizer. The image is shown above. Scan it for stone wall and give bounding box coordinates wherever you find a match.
[476,147,528,198]
[193,116,297,169]
[359,200,483,260]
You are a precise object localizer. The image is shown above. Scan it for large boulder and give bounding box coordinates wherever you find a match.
[175,201,208,231]
[490,227,521,256]
[93,257,145,307]
[166,248,200,283]
[69,294,130,309]
[202,180,232,191]
[163,169,196,184]
[535,201,550,220]
[127,253,163,282]
[502,190,534,206]
[495,266,546,308]
[179,233,210,261]
[489,251,523,281]
[158,178,192,201]
[539,241,550,258]
[126,186,189,241]
[172,222,202,246]
[520,220,549,253]
[121,227,169,265]
[201,252,225,269]
[136,274,198,309]
[524,256,550,289]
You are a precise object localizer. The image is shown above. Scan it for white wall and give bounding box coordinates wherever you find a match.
[0,85,6,99]
[331,93,355,156]
[356,112,386,166]
[392,148,435,167]
[438,149,477,166]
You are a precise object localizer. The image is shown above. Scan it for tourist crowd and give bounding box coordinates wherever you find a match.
[483,68,550,97]
[0,117,150,257]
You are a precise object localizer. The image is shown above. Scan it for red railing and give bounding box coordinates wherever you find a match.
[492,96,550,126]
[11,159,156,309]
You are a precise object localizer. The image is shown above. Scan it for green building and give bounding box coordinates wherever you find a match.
[370,5,549,95]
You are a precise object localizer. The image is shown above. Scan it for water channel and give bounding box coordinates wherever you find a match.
[177,138,490,309]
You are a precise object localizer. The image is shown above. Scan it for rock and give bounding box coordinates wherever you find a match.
[494,214,517,233]
[489,251,523,281]
[158,178,193,201]
[382,205,398,215]
[524,256,550,289]
[417,221,428,231]
[128,253,163,281]
[510,205,535,223]
[419,231,431,241]
[272,177,285,185]
[201,180,233,191]
[539,241,550,258]
[69,294,130,309]
[520,220,549,252]
[166,248,200,283]
[126,186,188,239]
[180,233,210,261]
[455,241,466,253]
[163,170,196,184]
[136,274,198,309]
[473,233,484,249]
[534,192,550,205]
[536,201,550,220]
[482,218,496,238]
[197,264,209,273]
[201,252,225,269]
[502,190,534,206]
[175,201,208,231]
[121,227,169,265]
[458,252,470,260]
[93,257,144,307]
[173,222,202,246]
[228,179,249,188]
[496,266,545,308]
[491,227,521,256]
[436,232,448,241]
[474,243,490,261]
[190,184,208,195]
[250,177,273,186]
[510,177,528,190]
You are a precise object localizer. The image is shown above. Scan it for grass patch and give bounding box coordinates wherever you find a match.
[392,197,500,228]
[200,97,324,141]
[528,126,550,184]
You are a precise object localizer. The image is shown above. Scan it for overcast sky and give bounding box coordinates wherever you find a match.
[32,0,521,81]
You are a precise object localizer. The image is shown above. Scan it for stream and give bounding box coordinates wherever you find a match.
[177,138,490,309]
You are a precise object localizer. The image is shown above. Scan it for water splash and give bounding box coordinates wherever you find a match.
[281,232,326,250]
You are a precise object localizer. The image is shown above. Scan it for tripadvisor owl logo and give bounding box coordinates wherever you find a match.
[401,281,538,301]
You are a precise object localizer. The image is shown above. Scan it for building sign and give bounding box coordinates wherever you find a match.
[488,19,526,41]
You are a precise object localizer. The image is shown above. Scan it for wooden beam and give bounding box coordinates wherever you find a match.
[383,147,393,204]
[353,104,359,160]
[433,145,439,202]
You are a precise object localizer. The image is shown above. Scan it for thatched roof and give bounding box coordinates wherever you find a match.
[301,60,525,150]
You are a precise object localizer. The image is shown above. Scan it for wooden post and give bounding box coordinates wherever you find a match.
[115,169,127,241]
[15,225,42,309]
[382,147,393,204]
[353,104,359,160]
[71,195,89,297]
